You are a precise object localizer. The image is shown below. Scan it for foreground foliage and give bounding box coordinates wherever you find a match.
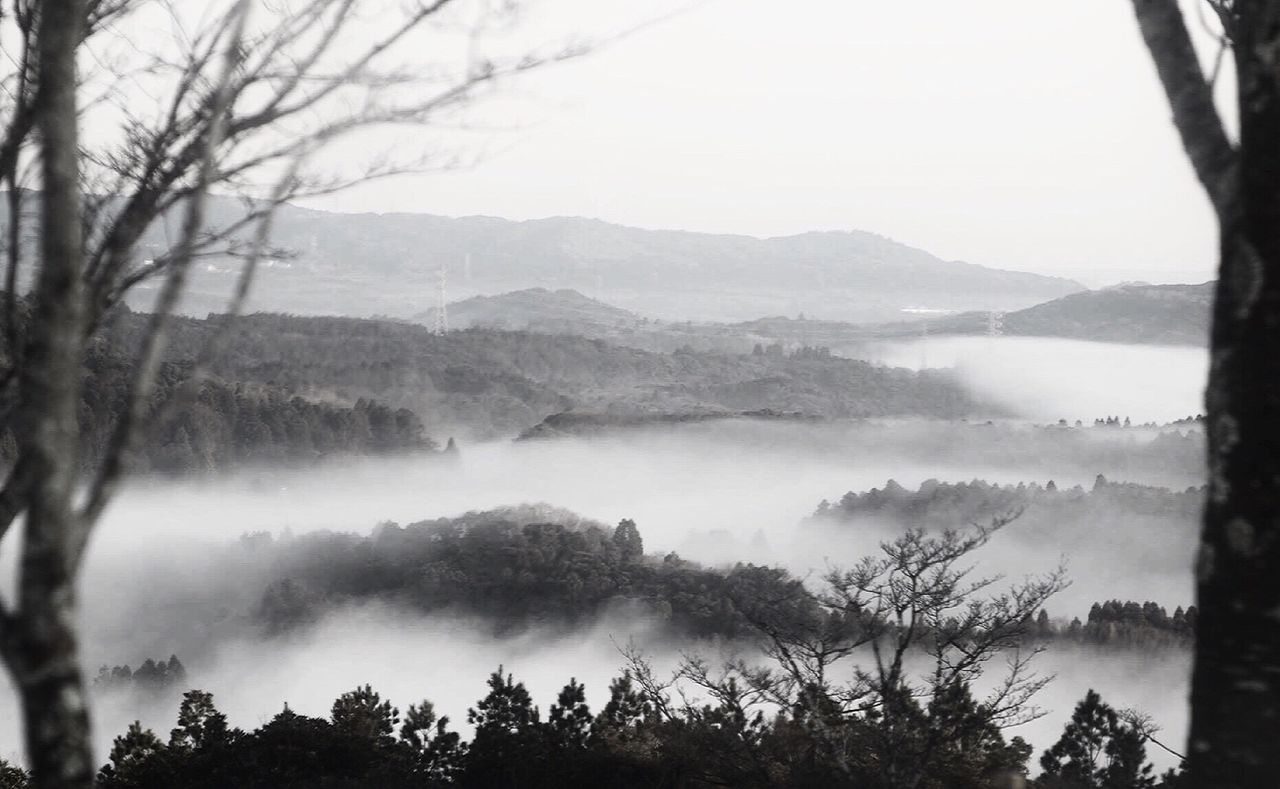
[0,677,1184,789]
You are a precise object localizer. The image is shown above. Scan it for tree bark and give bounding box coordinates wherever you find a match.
[1130,1,1280,784]
[5,1,94,787]
[1186,2,1280,786]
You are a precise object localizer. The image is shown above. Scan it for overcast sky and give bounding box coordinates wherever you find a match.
[306,0,1230,287]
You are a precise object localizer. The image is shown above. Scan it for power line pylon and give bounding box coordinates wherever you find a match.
[433,267,449,335]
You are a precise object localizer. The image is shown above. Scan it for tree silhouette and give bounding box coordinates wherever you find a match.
[0,2,585,783]
[1039,689,1155,789]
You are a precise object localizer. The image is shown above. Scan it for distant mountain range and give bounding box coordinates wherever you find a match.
[108,199,1084,323]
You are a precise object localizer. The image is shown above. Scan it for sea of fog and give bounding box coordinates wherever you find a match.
[0,336,1205,769]
[865,335,1209,425]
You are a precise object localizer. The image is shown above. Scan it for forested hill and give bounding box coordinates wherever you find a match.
[430,282,1214,357]
[99,308,996,440]
[415,288,645,334]
[927,282,1213,345]
[0,343,435,474]
[816,476,1203,528]
[252,506,795,639]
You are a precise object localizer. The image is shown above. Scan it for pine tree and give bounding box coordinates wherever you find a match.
[465,667,543,786]
[1039,689,1155,789]
[98,722,165,787]
[548,678,593,750]
[169,690,230,752]
[331,685,398,743]
[593,671,652,734]
[401,701,466,784]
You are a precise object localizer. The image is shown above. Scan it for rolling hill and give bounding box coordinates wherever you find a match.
[928,282,1213,345]
[410,281,1214,355]
[415,287,645,333]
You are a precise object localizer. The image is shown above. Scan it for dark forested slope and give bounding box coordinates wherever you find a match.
[0,344,434,473]
[99,309,994,439]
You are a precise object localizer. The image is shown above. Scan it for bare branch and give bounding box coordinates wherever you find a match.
[76,0,251,548]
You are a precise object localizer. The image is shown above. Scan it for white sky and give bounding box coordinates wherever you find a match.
[304,0,1232,287]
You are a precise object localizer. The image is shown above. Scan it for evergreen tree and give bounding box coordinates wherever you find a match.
[594,671,652,736]
[612,519,643,563]
[400,701,466,784]
[548,678,593,750]
[331,684,399,743]
[466,667,543,786]
[1039,690,1155,789]
[168,690,230,752]
[98,722,166,787]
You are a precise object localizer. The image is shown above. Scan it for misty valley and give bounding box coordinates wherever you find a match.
[0,294,1208,787]
[8,1,1280,786]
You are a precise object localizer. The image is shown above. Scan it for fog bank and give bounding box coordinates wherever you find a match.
[863,336,1208,424]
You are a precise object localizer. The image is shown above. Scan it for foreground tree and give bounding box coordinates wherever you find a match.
[0,2,580,785]
[631,518,1064,789]
[1128,2,1280,784]
[1039,690,1156,789]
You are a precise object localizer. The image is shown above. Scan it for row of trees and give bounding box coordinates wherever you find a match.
[1032,602,1197,651]
[815,477,1203,530]
[0,676,1179,789]
[91,656,187,693]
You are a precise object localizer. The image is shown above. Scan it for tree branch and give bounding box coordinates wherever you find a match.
[75,0,251,555]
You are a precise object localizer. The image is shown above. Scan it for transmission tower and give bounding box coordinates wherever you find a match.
[433,267,449,335]
[986,310,1005,337]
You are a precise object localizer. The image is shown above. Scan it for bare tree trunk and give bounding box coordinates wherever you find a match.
[0,2,574,783]
[5,1,93,786]
[1188,3,1280,785]
[1131,0,1280,784]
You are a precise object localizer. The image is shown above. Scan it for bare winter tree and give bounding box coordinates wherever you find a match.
[0,1,581,786]
[1128,1,1280,785]
[629,519,1065,789]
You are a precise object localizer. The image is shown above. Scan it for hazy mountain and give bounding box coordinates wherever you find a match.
[928,282,1213,345]
[111,199,1084,323]
[415,287,645,333]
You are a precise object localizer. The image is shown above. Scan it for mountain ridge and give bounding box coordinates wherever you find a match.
[102,197,1086,323]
